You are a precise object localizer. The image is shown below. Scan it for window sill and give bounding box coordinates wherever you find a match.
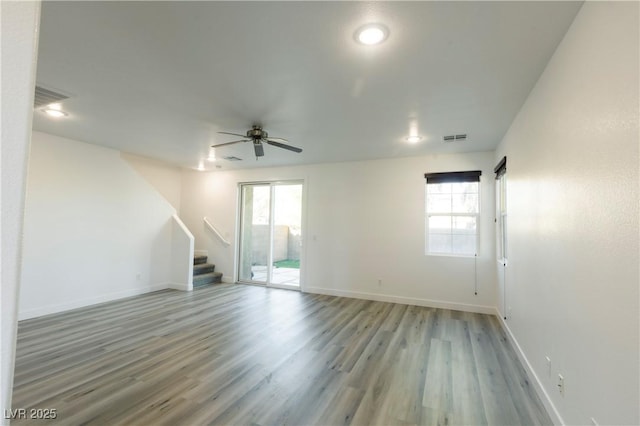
[426,252,477,259]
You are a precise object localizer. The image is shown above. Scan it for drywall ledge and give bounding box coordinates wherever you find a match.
[170,214,194,291]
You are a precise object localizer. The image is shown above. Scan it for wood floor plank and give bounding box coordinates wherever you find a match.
[385,306,431,425]
[422,338,453,425]
[449,318,488,426]
[315,385,366,426]
[11,284,552,426]
[470,328,522,426]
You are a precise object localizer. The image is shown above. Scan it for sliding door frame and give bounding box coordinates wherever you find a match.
[234,179,306,291]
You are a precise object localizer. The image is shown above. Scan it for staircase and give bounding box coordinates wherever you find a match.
[193,255,223,288]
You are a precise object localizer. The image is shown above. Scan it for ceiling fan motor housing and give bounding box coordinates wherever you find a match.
[214,125,301,155]
[247,126,267,140]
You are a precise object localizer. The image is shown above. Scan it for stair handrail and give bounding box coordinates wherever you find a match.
[204,217,231,246]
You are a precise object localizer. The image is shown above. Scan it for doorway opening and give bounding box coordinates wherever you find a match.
[238,181,303,289]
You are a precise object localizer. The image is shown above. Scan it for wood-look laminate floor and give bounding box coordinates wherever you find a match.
[12,284,551,425]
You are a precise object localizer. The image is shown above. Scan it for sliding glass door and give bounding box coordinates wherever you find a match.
[239,184,271,284]
[238,181,303,289]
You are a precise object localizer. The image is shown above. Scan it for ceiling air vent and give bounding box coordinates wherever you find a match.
[34,85,70,108]
[443,134,467,142]
[223,156,243,161]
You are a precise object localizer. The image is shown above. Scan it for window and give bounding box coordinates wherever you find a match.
[425,171,481,256]
[494,157,507,261]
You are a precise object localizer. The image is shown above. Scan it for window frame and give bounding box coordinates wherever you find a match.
[424,171,482,257]
[495,157,507,263]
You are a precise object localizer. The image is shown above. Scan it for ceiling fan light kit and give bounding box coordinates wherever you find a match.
[212,125,303,159]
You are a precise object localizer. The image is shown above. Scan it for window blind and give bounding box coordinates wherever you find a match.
[424,170,482,184]
[494,156,507,179]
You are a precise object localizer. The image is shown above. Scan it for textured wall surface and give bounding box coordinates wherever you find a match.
[20,132,178,319]
[495,2,639,424]
[1,1,41,419]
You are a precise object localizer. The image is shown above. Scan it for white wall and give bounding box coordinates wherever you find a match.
[181,151,497,312]
[495,2,639,425]
[121,153,183,212]
[19,132,179,319]
[0,0,41,420]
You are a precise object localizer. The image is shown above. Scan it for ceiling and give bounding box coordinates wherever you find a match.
[33,1,582,171]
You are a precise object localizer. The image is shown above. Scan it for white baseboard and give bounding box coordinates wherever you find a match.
[18,283,168,320]
[167,282,192,291]
[303,286,496,315]
[495,313,564,425]
[221,276,234,284]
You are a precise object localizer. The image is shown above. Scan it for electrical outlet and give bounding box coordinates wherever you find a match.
[136,273,141,281]
[545,356,551,377]
[558,374,564,396]
[377,279,382,286]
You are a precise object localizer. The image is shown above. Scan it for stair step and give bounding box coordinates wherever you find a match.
[193,263,215,275]
[193,272,223,288]
[194,255,208,265]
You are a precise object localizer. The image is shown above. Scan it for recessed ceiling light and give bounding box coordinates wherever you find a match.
[406,135,422,143]
[41,103,68,118]
[355,23,389,45]
[43,109,68,118]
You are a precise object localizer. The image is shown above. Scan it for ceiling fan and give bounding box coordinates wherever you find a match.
[212,125,302,158]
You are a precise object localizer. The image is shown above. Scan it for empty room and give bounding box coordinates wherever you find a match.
[2,1,638,425]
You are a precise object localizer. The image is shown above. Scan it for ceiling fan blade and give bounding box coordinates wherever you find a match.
[217,131,247,138]
[211,139,249,148]
[253,142,264,157]
[265,140,303,153]
[265,136,289,143]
